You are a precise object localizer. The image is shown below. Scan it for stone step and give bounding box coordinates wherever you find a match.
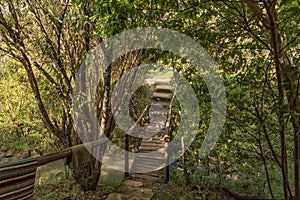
[6,149,14,158]
[121,180,144,187]
[105,181,154,200]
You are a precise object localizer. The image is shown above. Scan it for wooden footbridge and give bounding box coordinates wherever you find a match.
[130,78,173,183]
[104,78,174,200]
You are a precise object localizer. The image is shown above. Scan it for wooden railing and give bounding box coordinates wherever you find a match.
[0,139,108,199]
[36,139,108,166]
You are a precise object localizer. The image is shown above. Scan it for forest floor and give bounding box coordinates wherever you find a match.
[34,177,233,200]
[34,168,234,200]
[33,153,234,199]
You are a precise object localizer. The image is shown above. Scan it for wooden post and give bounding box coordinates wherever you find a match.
[125,134,129,177]
[164,137,170,183]
[165,88,174,183]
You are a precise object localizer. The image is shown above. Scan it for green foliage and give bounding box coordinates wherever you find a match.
[0,58,52,153]
[98,179,120,195]
[34,170,119,200]
[0,0,299,198]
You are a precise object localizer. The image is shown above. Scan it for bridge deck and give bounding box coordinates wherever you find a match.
[130,78,173,182]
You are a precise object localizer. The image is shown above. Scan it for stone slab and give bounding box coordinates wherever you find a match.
[129,188,154,200]
[121,180,144,187]
[105,193,129,200]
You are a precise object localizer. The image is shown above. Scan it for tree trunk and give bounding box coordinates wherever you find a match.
[243,1,299,198]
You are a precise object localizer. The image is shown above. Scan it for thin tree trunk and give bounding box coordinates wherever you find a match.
[255,98,274,199]
[181,137,190,185]
[243,1,299,198]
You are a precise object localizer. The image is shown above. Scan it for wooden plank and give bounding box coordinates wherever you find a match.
[149,109,166,114]
[134,160,164,166]
[139,170,166,178]
[131,174,160,180]
[152,101,169,106]
[133,160,165,167]
[131,173,165,181]
[133,163,165,170]
[152,92,172,100]
[145,78,171,85]
[135,152,165,157]
[139,143,165,148]
[134,159,166,166]
[137,171,165,177]
[135,154,165,160]
[140,143,165,148]
[140,142,165,146]
[132,164,162,172]
[142,137,165,142]
[131,165,154,172]
[151,103,167,110]
[155,84,173,92]
[138,150,162,154]
[139,146,164,151]
[138,147,164,151]
[141,138,165,143]
[135,156,166,162]
[140,141,164,146]
[132,166,163,172]
[140,131,166,137]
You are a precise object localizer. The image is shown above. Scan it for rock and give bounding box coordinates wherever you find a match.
[0,154,5,162]
[118,186,138,195]
[20,150,31,159]
[1,146,8,152]
[6,149,14,158]
[105,193,129,200]
[129,188,154,200]
[121,180,144,187]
